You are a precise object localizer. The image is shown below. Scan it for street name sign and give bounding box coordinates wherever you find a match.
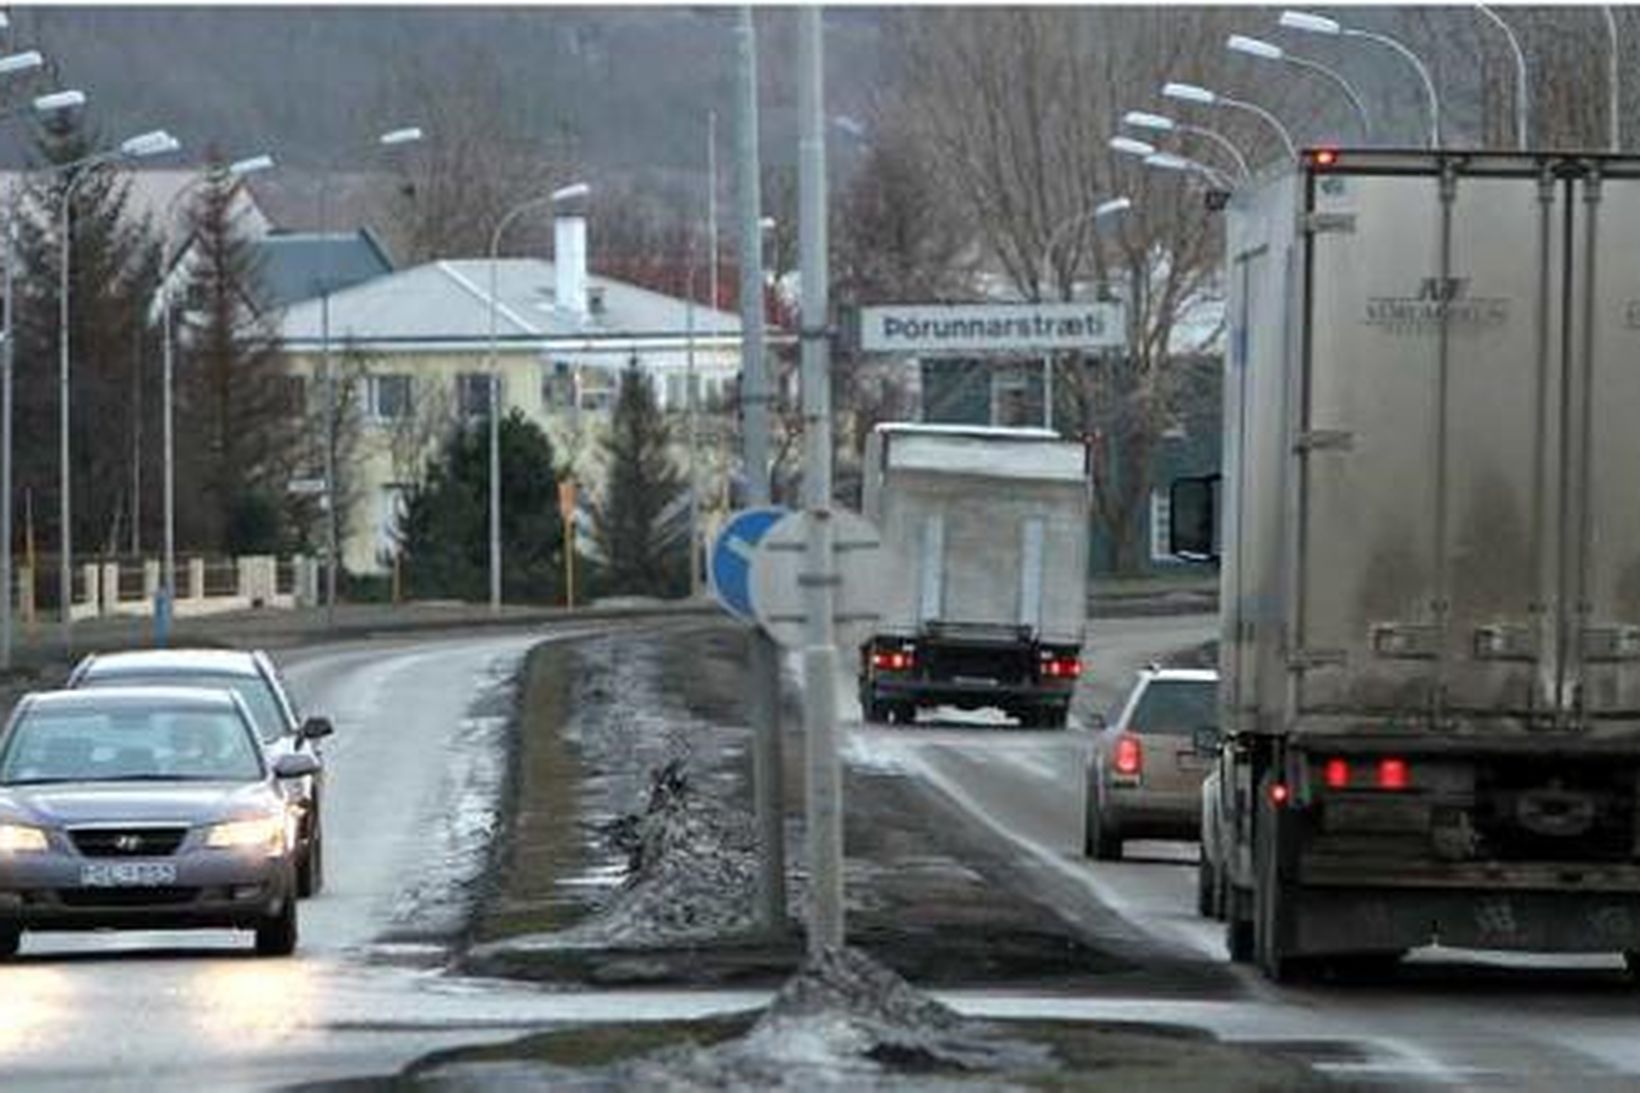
[859,302,1125,354]
[709,507,789,623]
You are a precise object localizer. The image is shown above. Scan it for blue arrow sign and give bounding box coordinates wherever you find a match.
[710,506,788,622]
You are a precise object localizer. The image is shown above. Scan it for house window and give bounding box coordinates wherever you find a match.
[578,371,615,413]
[541,361,575,408]
[275,374,306,417]
[1149,488,1172,563]
[367,374,412,422]
[458,373,495,418]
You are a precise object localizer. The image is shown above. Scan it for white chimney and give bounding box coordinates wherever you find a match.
[555,212,588,320]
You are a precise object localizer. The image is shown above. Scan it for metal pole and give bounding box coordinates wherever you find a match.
[738,4,787,933]
[161,236,176,606]
[1,181,13,669]
[319,170,337,626]
[488,240,501,615]
[59,175,76,654]
[1605,6,1620,151]
[686,247,699,599]
[1219,95,1297,162]
[798,3,841,955]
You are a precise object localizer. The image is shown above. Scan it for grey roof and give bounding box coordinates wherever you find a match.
[278,258,741,348]
[253,230,395,310]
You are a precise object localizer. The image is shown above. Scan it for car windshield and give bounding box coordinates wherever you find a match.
[1129,680,1217,737]
[80,671,288,743]
[0,705,265,784]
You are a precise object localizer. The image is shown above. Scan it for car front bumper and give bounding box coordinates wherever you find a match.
[0,851,294,931]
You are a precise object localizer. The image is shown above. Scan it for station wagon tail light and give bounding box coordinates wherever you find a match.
[1377,757,1410,791]
[1114,734,1142,776]
[872,649,914,672]
[0,823,47,853]
[1041,655,1082,679]
[1323,757,1350,789]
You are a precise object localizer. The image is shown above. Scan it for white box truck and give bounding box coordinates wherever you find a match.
[858,423,1090,728]
[1177,149,1640,981]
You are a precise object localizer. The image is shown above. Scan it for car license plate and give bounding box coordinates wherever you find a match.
[80,861,178,887]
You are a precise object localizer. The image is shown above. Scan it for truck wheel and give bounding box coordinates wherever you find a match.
[896,703,918,726]
[1226,907,1254,962]
[0,925,19,958]
[1623,952,1640,982]
[1254,776,1314,983]
[255,898,298,958]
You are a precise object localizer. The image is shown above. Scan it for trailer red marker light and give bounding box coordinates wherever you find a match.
[1323,757,1350,789]
[1377,757,1409,791]
[1269,782,1290,806]
[1114,735,1142,776]
[1311,148,1338,167]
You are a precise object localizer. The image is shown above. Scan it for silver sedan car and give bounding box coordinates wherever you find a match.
[0,687,316,958]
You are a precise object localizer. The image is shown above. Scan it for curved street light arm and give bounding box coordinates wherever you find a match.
[1040,199,1130,298]
[1603,6,1620,151]
[1476,5,1528,150]
[1180,124,1252,179]
[1219,95,1298,162]
[1282,53,1373,141]
[1343,27,1441,147]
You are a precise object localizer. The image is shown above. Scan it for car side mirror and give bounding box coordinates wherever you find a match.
[273,752,321,779]
[299,716,334,741]
[1193,725,1219,758]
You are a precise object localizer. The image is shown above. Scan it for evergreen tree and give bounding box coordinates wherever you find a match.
[12,113,163,565]
[590,360,687,598]
[173,151,301,554]
[398,409,565,603]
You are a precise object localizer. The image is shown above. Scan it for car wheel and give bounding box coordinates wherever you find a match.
[1197,855,1216,918]
[255,898,298,957]
[0,925,19,958]
[296,824,324,898]
[1083,794,1122,861]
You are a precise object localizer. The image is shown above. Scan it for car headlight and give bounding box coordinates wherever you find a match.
[205,815,288,855]
[0,823,48,853]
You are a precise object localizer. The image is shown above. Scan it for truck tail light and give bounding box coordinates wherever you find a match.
[1377,757,1410,791]
[872,649,914,672]
[1323,757,1350,789]
[1041,655,1082,679]
[1113,734,1142,776]
[1269,781,1290,807]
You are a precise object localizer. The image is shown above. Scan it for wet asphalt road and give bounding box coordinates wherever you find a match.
[847,613,1640,1090]
[0,629,600,1092]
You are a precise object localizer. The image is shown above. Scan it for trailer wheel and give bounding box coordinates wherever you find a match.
[1226,905,1254,962]
[1624,952,1640,982]
[1196,856,1217,918]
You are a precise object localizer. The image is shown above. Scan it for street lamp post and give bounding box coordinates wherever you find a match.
[1226,33,1372,142]
[1122,110,1251,180]
[1038,196,1131,431]
[0,88,88,670]
[485,181,588,616]
[318,125,422,626]
[1163,81,1298,163]
[58,129,181,652]
[157,153,275,636]
[1279,10,1441,148]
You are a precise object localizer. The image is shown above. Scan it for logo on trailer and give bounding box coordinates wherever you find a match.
[1364,276,1509,334]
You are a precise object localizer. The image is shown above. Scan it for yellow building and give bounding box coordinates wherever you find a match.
[277,223,742,575]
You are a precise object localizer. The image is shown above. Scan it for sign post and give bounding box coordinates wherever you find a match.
[558,478,578,609]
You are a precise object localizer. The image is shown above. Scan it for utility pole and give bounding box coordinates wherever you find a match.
[737,4,787,933]
[797,3,842,955]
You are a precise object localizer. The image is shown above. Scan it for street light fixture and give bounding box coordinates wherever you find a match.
[157,152,276,633]
[378,127,423,147]
[1278,9,1441,148]
[0,51,42,76]
[57,128,182,652]
[1109,135,1158,159]
[0,86,87,668]
[1123,109,1251,180]
[485,181,590,615]
[1163,80,1298,163]
[1226,33,1372,141]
